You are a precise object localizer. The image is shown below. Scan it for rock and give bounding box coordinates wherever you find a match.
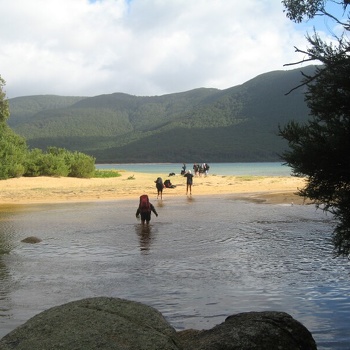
[0,299,317,350]
[177,311,317,350]
[21,236,42,244]
[0,297,181,350]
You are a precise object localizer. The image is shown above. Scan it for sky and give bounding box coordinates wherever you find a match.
[0,0,344,99]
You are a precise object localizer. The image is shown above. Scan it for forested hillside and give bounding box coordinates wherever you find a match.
[8,66,314,163]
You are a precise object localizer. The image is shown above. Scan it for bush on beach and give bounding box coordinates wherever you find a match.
[23,147,96,178]
[93,169,122,178]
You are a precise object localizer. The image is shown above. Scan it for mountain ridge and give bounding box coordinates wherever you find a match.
[8,66,314,163]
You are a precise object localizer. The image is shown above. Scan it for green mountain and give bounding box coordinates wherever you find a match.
[8,66,314,163]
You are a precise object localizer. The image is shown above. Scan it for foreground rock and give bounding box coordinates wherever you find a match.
[0,297,317,350]
[177,311,317,350]
[0,297,180,350]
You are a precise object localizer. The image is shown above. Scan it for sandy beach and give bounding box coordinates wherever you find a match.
[0,171,309,205]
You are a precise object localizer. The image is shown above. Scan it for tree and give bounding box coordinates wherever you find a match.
[1,76,96,180]
[66,151,96,178]
[0,76,27,179]
[282,0,350,24]
[0,124,27,179]
[279,0,350,256]
[0,76,10,123]
[23,147,96,178]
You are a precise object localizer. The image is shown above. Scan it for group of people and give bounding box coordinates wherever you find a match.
[136,163,209,224]
[192,163,210,176]
[182,163,210,176]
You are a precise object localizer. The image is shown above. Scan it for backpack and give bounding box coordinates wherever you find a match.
[164,179,171,188]
[155,177,164,190]
[139,194,151,213]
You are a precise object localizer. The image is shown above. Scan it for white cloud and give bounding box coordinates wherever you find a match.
[1,0,314,98]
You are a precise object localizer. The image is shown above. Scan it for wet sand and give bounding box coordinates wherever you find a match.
[0,171,309,205]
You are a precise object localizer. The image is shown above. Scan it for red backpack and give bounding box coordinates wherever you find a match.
[139,194,151,213]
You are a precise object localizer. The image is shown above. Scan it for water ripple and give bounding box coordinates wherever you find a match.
[0,199,349,349]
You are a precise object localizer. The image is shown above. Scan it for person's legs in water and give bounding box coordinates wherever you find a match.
[140,212,146,224]
[157,185,163,199]
[145,212,151,224]
[141,212,151,224]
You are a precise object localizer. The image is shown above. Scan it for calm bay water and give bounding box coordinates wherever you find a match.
[96,162,293,176]
[1,163,350,349]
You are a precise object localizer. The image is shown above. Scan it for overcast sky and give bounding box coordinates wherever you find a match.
[0,0,340,99]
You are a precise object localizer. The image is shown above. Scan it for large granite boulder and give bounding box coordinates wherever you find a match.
[0,297,317,350]
[0,297,181,350]
[177,311,317,350]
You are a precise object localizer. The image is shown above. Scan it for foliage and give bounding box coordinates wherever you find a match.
[24,147,96,178]
[0,76,28,179]
[8,68,313,163]
[36,151,70,177]
[8,95,86,126]
[1,76,96,180]
[94,169,122,178]
[282,0,350,23]
[0,124,27,179]
[0,76,10,123]
[23,148,49,177]
[282,0,326,23]
[64,150,96,178]
[0,79,96,181]
[279,0,350,256]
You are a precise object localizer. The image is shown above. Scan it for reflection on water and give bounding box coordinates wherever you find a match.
[0,197,350,349]
[135,224,154,253]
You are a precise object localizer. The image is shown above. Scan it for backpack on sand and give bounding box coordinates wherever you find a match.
[164,179,170,188]
[139,194,151,213]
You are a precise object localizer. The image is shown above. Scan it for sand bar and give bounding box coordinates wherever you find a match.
[0,171,309,206]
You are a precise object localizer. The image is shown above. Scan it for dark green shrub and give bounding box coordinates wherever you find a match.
[67,151,95,178]
[0,124,27,179]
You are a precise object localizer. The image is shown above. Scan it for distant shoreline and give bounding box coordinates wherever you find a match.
[95,162,292,177]
[0,171,308,206]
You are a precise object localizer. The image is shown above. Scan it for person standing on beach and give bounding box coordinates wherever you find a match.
[155,177,164,199]
[184,170,194,195]
[136,194,158,225]
[193,163,199,176]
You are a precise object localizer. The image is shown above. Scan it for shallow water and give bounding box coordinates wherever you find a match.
[0,196,350,349]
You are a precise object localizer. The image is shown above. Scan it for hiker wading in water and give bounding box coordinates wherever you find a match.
[136,194,158,224]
